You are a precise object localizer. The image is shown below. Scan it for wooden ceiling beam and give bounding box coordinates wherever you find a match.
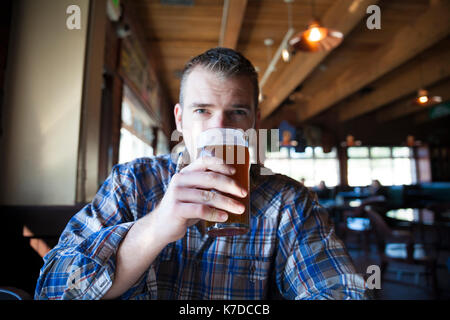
[219,0,248,49]
[376,79,450,123]
[338,43,450,122]
[258,0,378,119]
[298,1,450,122]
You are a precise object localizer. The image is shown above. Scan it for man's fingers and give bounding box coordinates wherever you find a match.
[179,203,228,222]
[176,188,245,214]
[207,207,228,222]
[174,171,247,198]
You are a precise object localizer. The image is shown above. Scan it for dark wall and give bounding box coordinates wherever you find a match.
[0,0,12,138]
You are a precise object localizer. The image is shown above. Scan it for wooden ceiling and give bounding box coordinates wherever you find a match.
[129,0,450,145]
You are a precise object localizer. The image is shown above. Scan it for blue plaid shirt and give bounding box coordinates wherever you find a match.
[35,150,367,300]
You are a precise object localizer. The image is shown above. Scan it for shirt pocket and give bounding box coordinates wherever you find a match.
[230,257,271,283]
[226,257,272,299]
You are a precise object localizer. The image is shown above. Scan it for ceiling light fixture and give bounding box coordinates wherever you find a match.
[414,89,442,106]
[282,0,294,62]
[340,134,362,147]
[258,1,295,89]
[289,0,343,52]
[412,56,442,107]
[281,45,291,62]
[259,28,295,88]
[259,38,275,103]
[406,135,422,147]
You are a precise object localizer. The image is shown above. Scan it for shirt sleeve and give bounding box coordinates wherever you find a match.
[34,164,145,300]
[275,188,368,300]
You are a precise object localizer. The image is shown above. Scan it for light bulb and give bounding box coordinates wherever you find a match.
[258,92,264,102]
[307,27,324,42]
[282,48,290,62]
[418,95,429,104]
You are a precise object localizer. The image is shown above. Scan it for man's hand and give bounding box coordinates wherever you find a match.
[145,156,247,244]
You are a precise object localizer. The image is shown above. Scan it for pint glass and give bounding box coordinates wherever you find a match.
[196,128,250,237]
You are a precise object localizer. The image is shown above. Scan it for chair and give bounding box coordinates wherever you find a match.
[0,287,32,300]
[340,197,387,254]
[364,207,439,297]
[426,202,450,251]
[341,211,372,254]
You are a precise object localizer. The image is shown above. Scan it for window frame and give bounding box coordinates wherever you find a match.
[265,146,340,187]
[347,146,416,186]
[118,84,157,163]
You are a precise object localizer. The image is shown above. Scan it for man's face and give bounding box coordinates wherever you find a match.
[174,67,260,159]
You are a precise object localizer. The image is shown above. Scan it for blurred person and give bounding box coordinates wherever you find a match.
[35,48,366,300]
[313,180,332,199]
[359,179,389,216]
[368,179,388,199]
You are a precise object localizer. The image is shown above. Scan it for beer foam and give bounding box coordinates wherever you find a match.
[197,128,247,148]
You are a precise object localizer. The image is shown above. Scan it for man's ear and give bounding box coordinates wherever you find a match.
[174,103,183,133]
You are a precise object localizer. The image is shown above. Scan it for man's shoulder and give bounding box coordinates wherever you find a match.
[114,154,176,180]
[254,164,302,187]
[253,164,311,202]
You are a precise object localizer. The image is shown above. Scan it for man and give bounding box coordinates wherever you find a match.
[35,47,366,300]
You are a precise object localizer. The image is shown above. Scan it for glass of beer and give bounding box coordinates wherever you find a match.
[196,128,250,237]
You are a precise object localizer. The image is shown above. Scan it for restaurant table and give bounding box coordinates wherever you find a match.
[384,207,450,246]
[385,207,450,226]
[386,208,434,225]
[320,198,363,209]
[319,199,365,237]
[336,190,371,199]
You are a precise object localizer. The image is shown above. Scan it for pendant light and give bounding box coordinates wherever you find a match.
[289,0,343,53]
[259,38,274,103]
[282,0,294,62]
[414,89,442,106]
[340,134,362,147]
[412,56,442,106]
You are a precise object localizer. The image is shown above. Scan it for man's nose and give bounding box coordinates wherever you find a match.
[210,112,230,128]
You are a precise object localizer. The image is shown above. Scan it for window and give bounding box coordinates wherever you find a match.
[264,147,340,187]
[119,128,154,164]
[156,128,170,156]
[119,85,156,164]
[347,146,416,186]
[348,147,369,158]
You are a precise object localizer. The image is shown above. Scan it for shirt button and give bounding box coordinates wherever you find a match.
[249,265,256,283]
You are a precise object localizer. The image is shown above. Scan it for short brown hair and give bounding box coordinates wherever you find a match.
[179,47,259,110]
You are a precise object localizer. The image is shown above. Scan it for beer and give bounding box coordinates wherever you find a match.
[196,128,250,237]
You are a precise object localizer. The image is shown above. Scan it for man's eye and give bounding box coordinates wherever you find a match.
[194,109,209,114]
[232,110,248,116]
